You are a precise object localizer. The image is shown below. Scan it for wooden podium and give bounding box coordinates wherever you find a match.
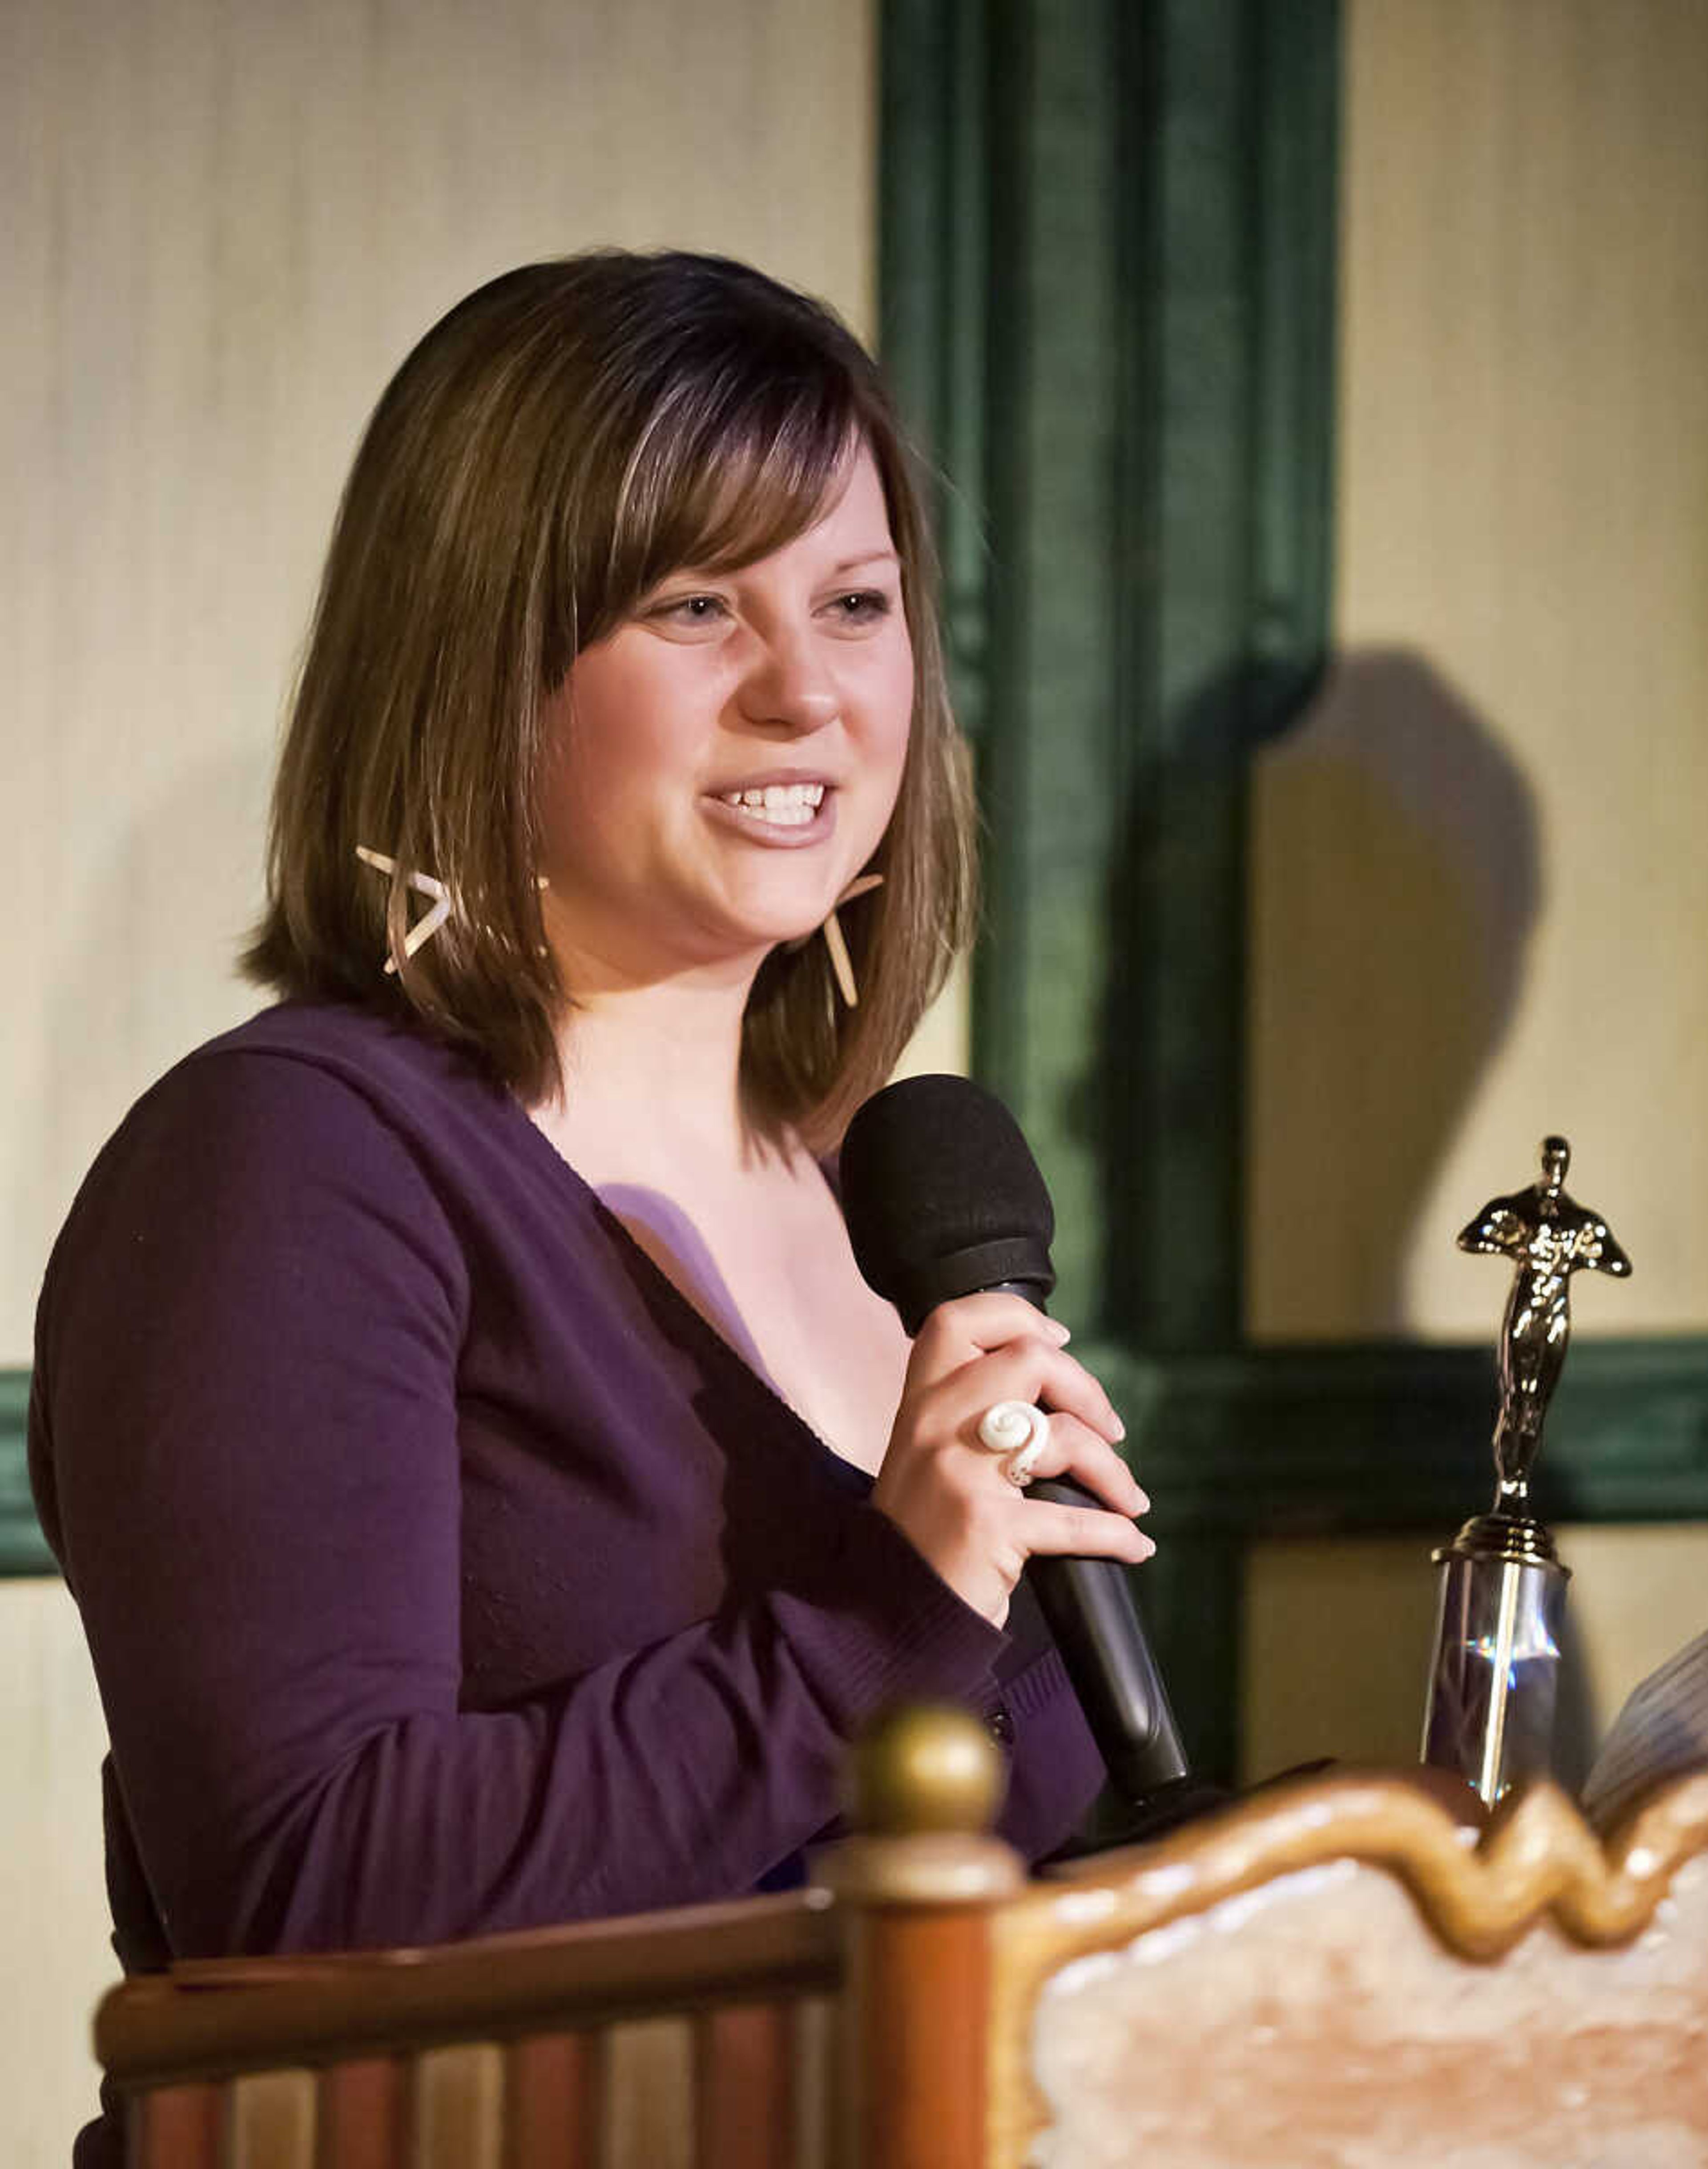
[96,1719,1708,2168]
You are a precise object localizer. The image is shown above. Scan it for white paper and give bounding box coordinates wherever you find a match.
[1580,1628,1708,1830]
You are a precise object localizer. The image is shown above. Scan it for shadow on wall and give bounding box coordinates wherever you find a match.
[1248,650,1610,1784]
[1248,646,1543,1339]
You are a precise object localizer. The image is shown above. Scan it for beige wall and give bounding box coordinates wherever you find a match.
[0,1585,111,2168]
[1249,0,1708,1343]
[2,3,874,2159]
[3,0,876,1370]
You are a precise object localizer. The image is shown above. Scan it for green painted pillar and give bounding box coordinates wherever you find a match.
[880,0,1339,1778]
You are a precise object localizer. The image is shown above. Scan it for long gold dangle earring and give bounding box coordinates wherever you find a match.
[813,874,883,1008]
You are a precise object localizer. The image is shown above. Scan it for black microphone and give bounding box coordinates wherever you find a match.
[842,1073,1206,1826]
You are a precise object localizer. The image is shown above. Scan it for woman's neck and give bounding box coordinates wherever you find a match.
[532,960,777,1179]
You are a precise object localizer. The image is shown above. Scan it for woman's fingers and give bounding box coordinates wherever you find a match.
[1017,1497,1157,1564]
[910,1291,1074,1359]
[904,1295,1071,1394]
[903,1294,1123,1448]
[874,1295,1156,1621]
[909,1338,1126,1451]
[1002,1414,1149,1518]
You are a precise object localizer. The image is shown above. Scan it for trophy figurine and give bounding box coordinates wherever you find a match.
[1421,1136,1631,1803]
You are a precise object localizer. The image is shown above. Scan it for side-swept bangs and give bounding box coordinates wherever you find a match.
[585,344,857,642]
[245,251,976,1144]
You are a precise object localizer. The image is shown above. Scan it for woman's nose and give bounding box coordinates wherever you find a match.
[735,632,839,734]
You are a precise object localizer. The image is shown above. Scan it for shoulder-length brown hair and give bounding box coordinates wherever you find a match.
[244,250,976,1149]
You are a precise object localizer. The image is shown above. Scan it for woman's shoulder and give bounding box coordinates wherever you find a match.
[185,997,501,1103]
[112,999,516,1161]
[52,1002,532,1283]
[35,1005,508,1385]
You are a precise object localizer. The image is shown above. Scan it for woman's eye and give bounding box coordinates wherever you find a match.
[652,593,727,625]
[827,589,893,625]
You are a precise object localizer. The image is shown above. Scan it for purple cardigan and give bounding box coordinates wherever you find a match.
[32,1003,1101,2147]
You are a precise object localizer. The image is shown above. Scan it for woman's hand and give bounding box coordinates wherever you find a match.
[870,1293,1154,1626]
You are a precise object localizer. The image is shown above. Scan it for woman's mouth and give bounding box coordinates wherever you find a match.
[713,781,827,829]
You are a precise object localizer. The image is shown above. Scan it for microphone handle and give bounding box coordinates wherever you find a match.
[987,1281,1190,1802]
[1025,1474,1189,1799]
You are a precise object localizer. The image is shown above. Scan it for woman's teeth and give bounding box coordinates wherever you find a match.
[718,782,826,827]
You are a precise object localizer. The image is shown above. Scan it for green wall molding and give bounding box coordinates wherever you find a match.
[0,1369,49,1575]
[1105,1336,1708,1535]
[882,0,1343,1775]
[884,0,1339,1347]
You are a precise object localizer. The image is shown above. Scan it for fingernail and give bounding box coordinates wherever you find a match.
[1045,1318,1072,1344]
[1110,1413,1126,1442]
[1132,1487,1151,1514]
[1138,1533,1157,1559]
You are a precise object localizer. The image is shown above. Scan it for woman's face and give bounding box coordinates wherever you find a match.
[537,441,914,984]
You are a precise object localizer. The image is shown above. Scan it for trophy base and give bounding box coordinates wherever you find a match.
[1433,1511,1566,1572]
[1421,1541,1569,1806]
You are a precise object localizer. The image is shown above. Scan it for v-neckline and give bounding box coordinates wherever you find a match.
[504,1095,876,1498]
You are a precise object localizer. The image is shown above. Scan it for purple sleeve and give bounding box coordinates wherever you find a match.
[38,1054,1005,1956]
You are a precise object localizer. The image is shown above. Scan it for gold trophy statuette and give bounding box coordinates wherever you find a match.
[1421,1137,1631,1804]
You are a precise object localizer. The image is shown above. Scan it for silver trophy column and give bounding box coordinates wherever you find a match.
[1421,1137,1631,1805]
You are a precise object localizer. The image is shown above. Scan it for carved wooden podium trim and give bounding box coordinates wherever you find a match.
[91,1728,1708,2168]
[99,1892,839,2087]
[983,1767,1708,2169]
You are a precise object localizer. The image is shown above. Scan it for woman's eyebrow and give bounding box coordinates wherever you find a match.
[826,549,900,577]
[659,548,899,588]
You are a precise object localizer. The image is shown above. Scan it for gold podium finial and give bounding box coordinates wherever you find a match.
[822,1704,1021,1904]
[848,1703,1006,1838]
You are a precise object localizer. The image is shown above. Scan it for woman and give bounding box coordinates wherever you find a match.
[29,250,1152,2122]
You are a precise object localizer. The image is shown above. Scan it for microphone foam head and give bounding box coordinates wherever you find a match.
[840,1074,1055,1333]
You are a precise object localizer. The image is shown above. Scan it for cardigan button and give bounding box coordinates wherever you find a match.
[986,1704,1015,1748]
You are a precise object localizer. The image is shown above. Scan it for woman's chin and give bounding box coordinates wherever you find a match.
[702,884,853,960]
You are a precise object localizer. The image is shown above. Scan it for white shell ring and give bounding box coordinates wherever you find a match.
[975,1401,1052,1488]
